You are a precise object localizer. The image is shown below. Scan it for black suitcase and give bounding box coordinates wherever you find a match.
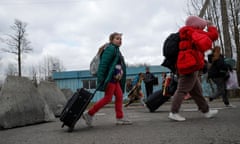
[145,74,178,112]
[145,90,171,112]
[60,88,96,132]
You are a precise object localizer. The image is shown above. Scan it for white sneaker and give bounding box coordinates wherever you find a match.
[116,118,132,125]
[82,111,93,127]
[168,112,186,121]
[225,104,236,108]
[204,109,218,118]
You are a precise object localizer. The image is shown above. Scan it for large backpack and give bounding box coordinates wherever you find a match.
[161,32,180,73]
[89,45,106,76]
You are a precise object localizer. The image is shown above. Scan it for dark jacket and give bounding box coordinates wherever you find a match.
[208,54,230,78]
[97,43,126,92]
[144,72,155,85]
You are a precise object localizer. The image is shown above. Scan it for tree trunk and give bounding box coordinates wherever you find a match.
[18,40,21,77]
[199,0,210,18]
[234,1,240,84]
[220,0,232,58]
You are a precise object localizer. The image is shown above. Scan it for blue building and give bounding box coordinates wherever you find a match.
[52,65,170,102]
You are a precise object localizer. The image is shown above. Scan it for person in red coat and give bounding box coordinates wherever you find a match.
[168,16,219,121]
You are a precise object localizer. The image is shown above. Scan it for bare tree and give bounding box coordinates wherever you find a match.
[1,19,32,77]
[209,0,224,48]
[37,55,65,81]
[220,0,232,58]
[186,0,204,16]
[229,0,240,83]
[229,0,240,52]
[199,0,210,17]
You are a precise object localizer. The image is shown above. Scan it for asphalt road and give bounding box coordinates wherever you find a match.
[0,98,240,144]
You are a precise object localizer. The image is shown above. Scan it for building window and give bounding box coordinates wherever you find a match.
[82,80,89,89]
[82,80,97,89]
[90,80,96,89]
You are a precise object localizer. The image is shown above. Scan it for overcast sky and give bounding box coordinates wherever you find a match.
[0,0,190,81]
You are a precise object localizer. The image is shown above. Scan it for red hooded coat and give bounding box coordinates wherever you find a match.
[176,26,218,74]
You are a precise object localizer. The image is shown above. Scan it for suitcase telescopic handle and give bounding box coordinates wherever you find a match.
[91,80,104,96]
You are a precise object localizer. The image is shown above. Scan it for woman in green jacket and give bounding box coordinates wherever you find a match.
[83,32,132,126]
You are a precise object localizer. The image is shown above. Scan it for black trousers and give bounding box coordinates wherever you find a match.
[145,84,153,98]
[211,77,229,105]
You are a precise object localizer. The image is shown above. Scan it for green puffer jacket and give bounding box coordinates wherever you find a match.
[97,43,126,92]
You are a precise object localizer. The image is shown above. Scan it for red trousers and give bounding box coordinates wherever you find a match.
[88,82,123,119]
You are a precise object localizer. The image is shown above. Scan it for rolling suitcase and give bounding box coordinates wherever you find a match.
[145,74,178,112]
[145,90,171,112]
[60,88,97,132]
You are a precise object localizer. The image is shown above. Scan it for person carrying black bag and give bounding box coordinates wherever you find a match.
[207,46,235,107]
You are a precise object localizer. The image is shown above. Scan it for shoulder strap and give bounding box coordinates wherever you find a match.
[97,47,105,56]
[97,43,109,56]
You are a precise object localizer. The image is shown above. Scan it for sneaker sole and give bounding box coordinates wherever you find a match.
[82,115,93,127]
[168,116,186,122]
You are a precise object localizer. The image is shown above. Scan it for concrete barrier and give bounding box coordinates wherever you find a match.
[0,76,55,129]
[38,81,67,117]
